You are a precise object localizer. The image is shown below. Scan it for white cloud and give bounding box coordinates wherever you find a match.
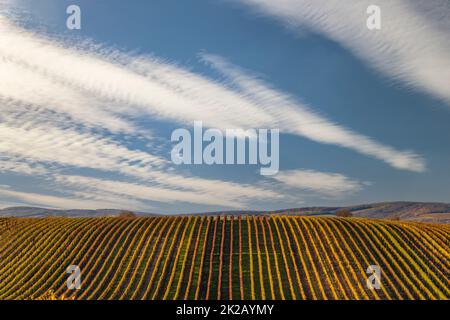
[0,60,136,134]
[273,169,366,197]
[0,121,284,208]
[0,16,425,172]
[234,0,450,106]
[0,185,145,210]
[54,175,280,209]
[0,156,49,175]
[0,123,166,174]
[0,13,427,210]
[201,53,425,172]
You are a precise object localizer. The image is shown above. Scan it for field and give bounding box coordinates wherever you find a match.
[0,216,448,300]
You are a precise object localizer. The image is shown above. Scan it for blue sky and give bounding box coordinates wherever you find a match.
[0,0,449,213]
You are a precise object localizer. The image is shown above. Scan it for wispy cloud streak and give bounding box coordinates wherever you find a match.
[234,0,450,106]
[201,53,425,172]
[0,12,426,210]
[272,169,366,197]
[0,17,425,172]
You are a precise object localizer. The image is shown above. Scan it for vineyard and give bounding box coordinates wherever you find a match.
[0,216,448,300]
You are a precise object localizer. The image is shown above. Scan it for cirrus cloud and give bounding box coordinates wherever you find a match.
[0,12,426,211]
[234,0,450,106]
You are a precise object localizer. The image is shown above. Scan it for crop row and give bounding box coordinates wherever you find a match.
[0,216,448,300]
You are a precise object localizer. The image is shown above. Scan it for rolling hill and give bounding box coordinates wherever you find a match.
[1,201,449,223]
[0,215,448,300]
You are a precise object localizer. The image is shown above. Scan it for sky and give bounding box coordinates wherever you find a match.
[0,0,449,213]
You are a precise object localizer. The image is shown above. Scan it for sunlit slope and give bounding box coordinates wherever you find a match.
[0,216,448,300]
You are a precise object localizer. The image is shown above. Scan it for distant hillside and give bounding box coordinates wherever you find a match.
[267,201,450,223]
[186,201,450,223]
[0,207,126,218]
[340,201,450,222]
[0,201,449,223]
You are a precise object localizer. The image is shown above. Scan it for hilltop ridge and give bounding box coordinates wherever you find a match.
[0,201,449,223]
